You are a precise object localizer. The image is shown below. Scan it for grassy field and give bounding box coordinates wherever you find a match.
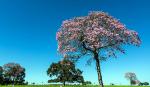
[0,85,150,87]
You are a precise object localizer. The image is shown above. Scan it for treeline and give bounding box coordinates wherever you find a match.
[0,63,26,85]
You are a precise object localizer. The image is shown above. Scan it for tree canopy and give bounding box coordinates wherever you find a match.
[0,63,26,85]
[56,11,141,57]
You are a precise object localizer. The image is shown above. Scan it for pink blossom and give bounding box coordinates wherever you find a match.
[56,11,141,54]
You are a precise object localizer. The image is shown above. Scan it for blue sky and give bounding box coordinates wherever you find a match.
[0,0,150,85]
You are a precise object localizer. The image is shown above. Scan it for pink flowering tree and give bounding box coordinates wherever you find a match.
[3,63,25,87]
[56,11,141,87]
[125,72,140,85]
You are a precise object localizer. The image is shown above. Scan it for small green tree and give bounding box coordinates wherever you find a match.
[47,59,84,86]
[139,82,149,86]
[143,82,149,86]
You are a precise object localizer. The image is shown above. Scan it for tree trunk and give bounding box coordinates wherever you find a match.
[12,78,15,87]
[63,81,65,86]
[94,52,104,87]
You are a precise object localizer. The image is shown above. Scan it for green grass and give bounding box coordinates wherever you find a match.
[0,85,150,87]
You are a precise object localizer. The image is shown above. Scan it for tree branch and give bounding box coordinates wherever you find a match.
[82,42,93,52]
[100,43,117,49]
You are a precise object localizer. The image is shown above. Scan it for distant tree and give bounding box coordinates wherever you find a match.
[143,82,149,86]
[139,82,149,86]
[83,81,92,85]
[131,80,137,85]
[110,83,115,86]
[0,66,4,85]
[32,82,35,85]
[23,81,28,85]
[125,72,139,85]
[3,63,25,86]
[139,82,143,86]
[47,59,84,86]
[56,11,141,87]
